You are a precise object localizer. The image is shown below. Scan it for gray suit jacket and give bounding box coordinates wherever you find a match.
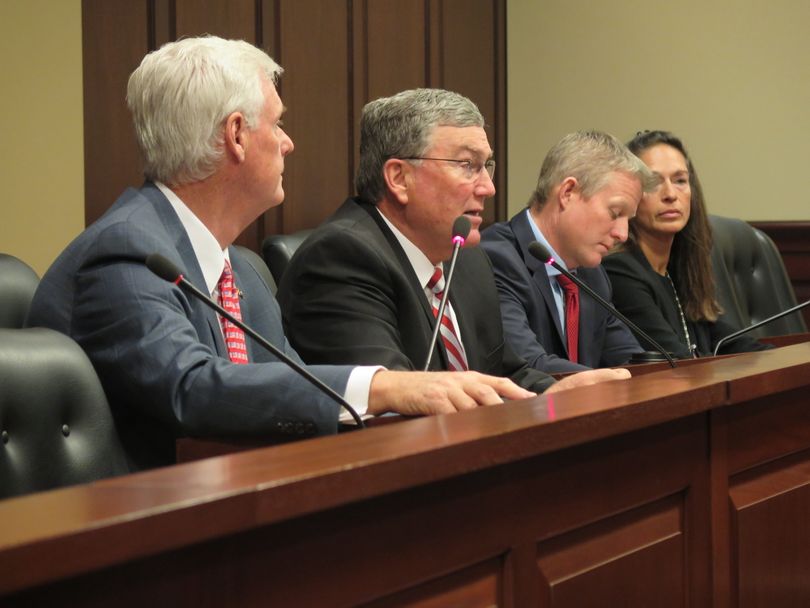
[480,211,641,373]
[276,198,554,394]
[28,182,352,471]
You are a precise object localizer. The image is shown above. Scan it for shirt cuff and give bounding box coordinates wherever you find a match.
[340,365,385,422]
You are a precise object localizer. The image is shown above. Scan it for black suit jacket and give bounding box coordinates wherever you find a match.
[277,198,554,393]
[603,245,771,358]
[480,211,641,373]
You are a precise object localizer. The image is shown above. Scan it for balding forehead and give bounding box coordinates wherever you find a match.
[427,125,491,155]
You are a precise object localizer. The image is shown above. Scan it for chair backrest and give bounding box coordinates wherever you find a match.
[0,254,40,329]
[234,245,277,294]
[709,215,807,336]
[0,328,129,498]
[261,229,314,286]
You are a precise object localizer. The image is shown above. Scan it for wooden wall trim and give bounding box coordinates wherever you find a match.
[82,0,508,252]
[494,0,507,221]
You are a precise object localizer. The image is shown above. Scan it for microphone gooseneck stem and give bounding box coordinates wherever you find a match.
[423,240,464,371]
[172,271,366,428]
[551,259,677,368]
[712,298,810,356]
[526,242,677,368]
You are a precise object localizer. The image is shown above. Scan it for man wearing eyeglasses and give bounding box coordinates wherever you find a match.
[277,89,627,393]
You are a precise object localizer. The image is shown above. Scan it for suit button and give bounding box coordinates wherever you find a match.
[62,424,71,437]
[1,430,8,444]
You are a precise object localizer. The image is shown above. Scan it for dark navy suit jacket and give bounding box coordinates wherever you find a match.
[480,211,641,373]
[28,182,353,470]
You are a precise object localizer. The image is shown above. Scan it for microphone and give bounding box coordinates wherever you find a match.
[712,298,810,356]
[423,216,471,371]
[527,241,677,369]
[145,253,365,428]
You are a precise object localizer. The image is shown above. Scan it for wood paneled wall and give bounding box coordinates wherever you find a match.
[82,0,507,252]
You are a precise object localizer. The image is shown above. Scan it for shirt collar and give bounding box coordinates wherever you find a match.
[156,181,229,294]
[525,208,572,277]
[375,208,437,288]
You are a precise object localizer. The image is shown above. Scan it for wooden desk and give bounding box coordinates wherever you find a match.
[1,344,810,606]
[176,334,810,462]
[760,331,810,347]
[604,331,810,378]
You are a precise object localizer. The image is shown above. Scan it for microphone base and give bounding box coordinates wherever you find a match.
[629,351,678,364]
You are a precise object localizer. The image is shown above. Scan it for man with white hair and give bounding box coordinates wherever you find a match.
[28,36,538,471]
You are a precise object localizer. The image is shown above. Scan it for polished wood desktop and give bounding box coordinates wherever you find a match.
[2,343,810,606]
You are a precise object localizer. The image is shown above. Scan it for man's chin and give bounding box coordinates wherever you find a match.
[463,232,481,249]
[570,252,600,270]
[587,254,605,268]
[267,188,285,209]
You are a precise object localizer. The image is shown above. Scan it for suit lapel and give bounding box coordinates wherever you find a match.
[145,184,228,358]
[227,248,287,363]
[575,267,599,364]
[511,212,567,348]
[359,201,449,370]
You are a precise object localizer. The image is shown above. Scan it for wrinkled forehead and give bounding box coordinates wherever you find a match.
[426,125,492,158]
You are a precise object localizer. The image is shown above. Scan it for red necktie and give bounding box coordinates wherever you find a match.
[556,274,579,363]
[427,267,468,371]
[217,260,249,364]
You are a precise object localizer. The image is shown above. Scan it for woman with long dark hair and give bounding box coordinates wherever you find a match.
[603,130,769,358]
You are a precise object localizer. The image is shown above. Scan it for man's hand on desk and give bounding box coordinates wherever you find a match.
[544,368,631,394]
[367,370,536,416]
[367,368,630,417]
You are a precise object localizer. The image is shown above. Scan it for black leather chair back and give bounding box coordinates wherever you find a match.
[709,215,807,336]
[0,254,39,329]
[261,230,314,286]
[0,328,129,498]
[234,245,277,294]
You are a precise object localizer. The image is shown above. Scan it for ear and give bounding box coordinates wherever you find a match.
[558,176,579,210]
[382,158,412,204]
[223,111,248,163]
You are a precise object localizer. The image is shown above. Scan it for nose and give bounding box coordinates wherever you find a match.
[659,179,676,202]
[281,128,294,156]
[475,167,496,197]
[611,216,629,243]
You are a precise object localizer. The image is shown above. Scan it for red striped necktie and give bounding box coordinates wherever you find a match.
[427,267,468,371]
[556,274,579,363]
[217,260,249,364]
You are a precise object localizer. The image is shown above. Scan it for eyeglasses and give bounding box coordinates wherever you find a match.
[402,157,496,182]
